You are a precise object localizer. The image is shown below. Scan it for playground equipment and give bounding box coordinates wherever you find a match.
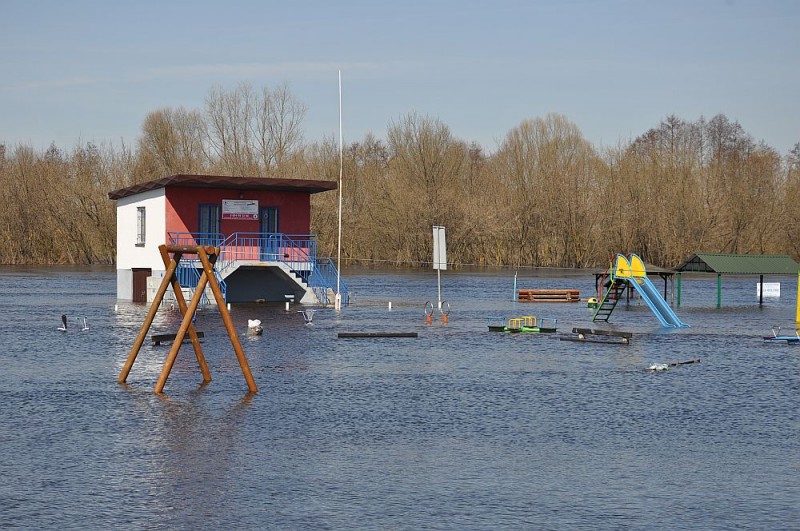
[487,315,558,333]
[425,300,450,324]
[763,326,800,344]
[118,244,258,394]
[593,254,689,328]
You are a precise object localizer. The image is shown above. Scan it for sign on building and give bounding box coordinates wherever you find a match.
[222,199,259,220]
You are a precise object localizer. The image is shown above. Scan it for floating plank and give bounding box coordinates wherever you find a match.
[337,332,418,338]
[151,331,204,345]
[572,327,633,339]
[646,359,700,371]
[560,336,629,345]
[670,358,700,366]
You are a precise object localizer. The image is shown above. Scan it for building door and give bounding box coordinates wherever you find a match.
[132,268,151,303]
[259,207,279,260]
[198,204,221,245]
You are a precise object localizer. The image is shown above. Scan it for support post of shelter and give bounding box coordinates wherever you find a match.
[759,274,764,306]
[118,244,257,394]
[677,273,681,306]
[717,273,722,309]
[796,272,800,324]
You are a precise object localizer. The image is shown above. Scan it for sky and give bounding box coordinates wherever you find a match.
[2,0,799,156]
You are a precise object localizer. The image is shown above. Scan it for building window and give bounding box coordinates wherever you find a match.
[136,207,146,246]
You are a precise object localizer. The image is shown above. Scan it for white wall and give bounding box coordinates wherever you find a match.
[116,189,167,300]
[116,188,167,271]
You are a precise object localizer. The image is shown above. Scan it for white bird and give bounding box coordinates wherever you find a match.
[57,314,67,332]
[646,363,669,372]
[247,319,263,336]
[79,317,89,331]
[298,309,316,324]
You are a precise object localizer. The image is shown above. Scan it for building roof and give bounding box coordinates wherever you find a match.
[108,174,337,200]
[676,253,800,274]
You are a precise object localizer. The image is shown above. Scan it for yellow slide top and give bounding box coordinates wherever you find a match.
[615,253,647,279]
[629,254,647,277]
[615,254,632,278]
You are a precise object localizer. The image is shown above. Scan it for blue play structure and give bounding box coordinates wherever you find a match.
[593,254,689,328]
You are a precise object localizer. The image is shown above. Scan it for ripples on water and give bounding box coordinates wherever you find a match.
[1,267,798,528]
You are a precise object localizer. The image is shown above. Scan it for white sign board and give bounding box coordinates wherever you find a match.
[757,282,780,298]
[433,226,447,270]
[222,199,259,220]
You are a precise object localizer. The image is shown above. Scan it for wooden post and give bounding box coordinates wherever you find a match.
[118,251,182,383]
[154,262,210,393]
[159,246,210,383]
[197,246,257,393]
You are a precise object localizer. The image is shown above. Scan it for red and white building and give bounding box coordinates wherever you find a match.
[108,174,345,305]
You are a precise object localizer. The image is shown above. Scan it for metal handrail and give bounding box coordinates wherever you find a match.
[167,231,348,306]
[166,232,228,303]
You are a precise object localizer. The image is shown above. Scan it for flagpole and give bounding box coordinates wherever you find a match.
[335,70,343,310]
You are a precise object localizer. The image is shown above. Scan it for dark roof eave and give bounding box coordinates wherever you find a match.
[108,174,337,200]
[676,253,800,274]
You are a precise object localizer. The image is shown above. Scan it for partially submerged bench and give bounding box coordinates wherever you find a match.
[152,331,204,345]
[560,327,632,344]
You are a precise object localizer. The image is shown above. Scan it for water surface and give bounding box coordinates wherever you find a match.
[1,266,798,529]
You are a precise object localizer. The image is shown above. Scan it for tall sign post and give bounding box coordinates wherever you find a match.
[433,226,447,310]
[335,70,344,311]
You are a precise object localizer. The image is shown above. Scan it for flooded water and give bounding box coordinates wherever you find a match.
[1,266,798,529]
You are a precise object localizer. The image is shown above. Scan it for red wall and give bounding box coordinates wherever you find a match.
[164,187,311,236]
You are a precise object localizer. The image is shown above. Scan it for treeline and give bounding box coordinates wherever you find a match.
[1,82,799,268]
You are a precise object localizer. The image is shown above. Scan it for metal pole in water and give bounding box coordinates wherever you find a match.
[437,268,442,311]
[513,271,518,302]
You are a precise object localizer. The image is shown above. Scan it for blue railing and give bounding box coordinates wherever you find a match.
[167,232,227,305]
[167,231,347,306]
[309,257,349,306]
[173,260,226,306]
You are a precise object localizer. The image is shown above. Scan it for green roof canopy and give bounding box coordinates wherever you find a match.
[676,253,800,274]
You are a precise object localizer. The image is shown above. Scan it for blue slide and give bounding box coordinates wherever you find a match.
[629,275,689,328]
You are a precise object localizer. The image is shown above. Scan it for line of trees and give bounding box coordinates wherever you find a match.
[2,82,799,268]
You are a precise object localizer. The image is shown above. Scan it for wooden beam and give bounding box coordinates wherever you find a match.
[198,245,257,393]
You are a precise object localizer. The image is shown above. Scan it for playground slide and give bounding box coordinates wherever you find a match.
[625,254,688,328]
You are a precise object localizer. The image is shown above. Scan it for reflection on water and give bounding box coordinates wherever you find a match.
[0,266,798,528]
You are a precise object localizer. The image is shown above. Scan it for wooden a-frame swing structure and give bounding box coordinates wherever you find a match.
[118,244,257,394]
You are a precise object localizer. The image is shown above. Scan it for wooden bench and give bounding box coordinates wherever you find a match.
[518,289,580,302]
[151,331,204,345]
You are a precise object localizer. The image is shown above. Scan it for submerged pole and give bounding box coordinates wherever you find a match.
[513,271,518,302]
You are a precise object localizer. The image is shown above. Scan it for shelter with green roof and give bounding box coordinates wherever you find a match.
[675,253,800,308]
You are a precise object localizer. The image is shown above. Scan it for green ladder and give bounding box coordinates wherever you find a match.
[592,278,628,322]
